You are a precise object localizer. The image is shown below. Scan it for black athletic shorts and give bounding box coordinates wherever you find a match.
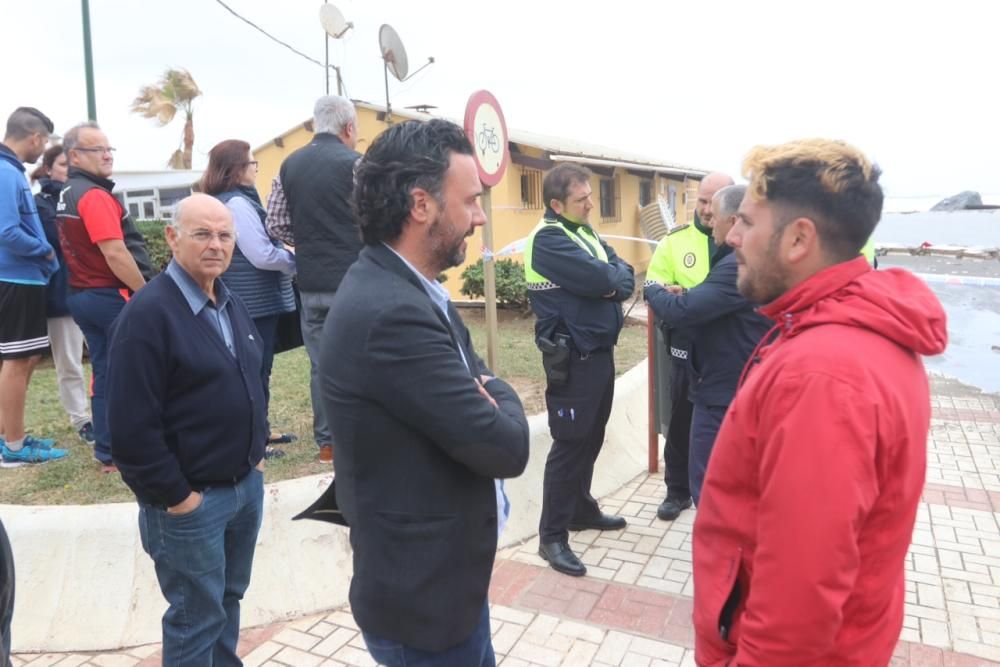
[0,282,49,359]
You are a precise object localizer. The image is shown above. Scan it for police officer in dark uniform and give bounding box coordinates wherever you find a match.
[645,172,732,521]
[524,163,635,577]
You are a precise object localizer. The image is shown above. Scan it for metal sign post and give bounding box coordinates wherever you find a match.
[481,188,499,371]
[464,90,510,374]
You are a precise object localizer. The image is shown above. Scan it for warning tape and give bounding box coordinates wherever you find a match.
[912,273,1000,288]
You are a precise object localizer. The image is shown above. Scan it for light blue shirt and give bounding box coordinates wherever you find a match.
[227,197,296,275]
[165,259,237,357]
[383,243,511,538]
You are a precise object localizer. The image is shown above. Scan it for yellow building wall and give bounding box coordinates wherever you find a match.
[253,107,691,299]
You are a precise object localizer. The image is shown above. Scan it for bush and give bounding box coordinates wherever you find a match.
[135,219,171,273]
[460,258,529,310]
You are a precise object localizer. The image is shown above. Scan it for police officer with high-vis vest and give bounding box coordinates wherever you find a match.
[524,163,635,577]
[645,172,732,522]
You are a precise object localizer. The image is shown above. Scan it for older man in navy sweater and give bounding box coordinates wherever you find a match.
[107,193,267,667]
[644,185,770,506]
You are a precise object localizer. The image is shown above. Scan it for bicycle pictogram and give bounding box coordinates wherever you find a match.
[477,123,501,154]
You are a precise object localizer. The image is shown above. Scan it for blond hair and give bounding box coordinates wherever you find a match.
[739,138,883,261]
[743,138,875,201]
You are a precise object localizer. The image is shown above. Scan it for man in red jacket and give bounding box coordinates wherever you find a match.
[692,138,948,666]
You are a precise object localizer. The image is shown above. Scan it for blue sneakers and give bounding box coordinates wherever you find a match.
[1,436,69,467]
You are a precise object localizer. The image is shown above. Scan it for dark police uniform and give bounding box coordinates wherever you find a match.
[644,215,713,508]
[524,209,635,545]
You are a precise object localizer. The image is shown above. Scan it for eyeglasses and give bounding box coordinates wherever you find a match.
[183,229,237,244]
[74,146,116,155]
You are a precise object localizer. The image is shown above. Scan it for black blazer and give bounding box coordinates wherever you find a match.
[319,244,530,652]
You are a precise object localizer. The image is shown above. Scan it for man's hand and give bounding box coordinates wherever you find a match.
[97,239,146,292]
[666,285,685,295]
[167,490,203,515]
[477,377,498,409]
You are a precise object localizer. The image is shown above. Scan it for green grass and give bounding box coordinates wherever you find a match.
[460,307,648,415]
[1,309,648,505]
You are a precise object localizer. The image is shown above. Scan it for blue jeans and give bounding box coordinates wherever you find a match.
[689,403,728,506]
[138,469,264,667]
[362,601,495,667]
[67,288,128,464]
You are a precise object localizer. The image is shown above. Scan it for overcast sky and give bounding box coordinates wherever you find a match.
[5,0,998,211]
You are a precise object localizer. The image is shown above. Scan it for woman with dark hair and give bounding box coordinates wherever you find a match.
[32,146,94,444]
[201,139,296,456]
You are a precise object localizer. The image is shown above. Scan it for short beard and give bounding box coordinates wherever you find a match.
[428,212,467,273]
[737,230,788,305]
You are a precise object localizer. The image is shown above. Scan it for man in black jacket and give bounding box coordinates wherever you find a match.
[269,95,361,463]
[107,194,267,666]
[321,119,529,665]
[644,185,770,504]
[523,163,635,577]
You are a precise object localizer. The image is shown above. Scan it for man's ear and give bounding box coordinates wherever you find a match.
[549,198,563,215]
[164,224,179,253]
[408,187,439,229]
[784,217,818,264]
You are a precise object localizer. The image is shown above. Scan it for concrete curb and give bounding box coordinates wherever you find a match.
[4,360,649,652]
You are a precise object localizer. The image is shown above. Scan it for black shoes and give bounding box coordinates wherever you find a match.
[568,513,627,532]
[657,496,693,521]
[539,541,587,577]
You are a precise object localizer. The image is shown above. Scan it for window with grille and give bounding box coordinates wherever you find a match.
[639,180,653,207]
[520,168,543,209]
[600,176,621,222]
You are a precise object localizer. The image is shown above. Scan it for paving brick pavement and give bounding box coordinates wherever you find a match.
[14,376,1000,666]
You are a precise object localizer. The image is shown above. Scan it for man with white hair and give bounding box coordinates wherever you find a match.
[266,95,360,463]
[646,171,733,521]
[644,184,769,505]
[107,193,267,666]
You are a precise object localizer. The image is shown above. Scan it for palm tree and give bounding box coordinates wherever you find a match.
[130,68,202,169]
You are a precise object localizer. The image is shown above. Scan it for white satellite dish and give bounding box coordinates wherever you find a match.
[319,4,352,39]
[379,24,409,81]
[378,24,434,124]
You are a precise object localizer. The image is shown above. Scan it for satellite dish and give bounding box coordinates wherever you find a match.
[379,24,409,81]
[319,4,352,39]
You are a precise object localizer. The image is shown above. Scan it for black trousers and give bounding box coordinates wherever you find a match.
[663,357,692,501]
[539,349,615,544]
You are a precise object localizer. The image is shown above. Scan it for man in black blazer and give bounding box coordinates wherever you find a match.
[319,119,530,666]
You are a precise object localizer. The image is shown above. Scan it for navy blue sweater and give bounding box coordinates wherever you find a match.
[644,247,770,406]
[106,272,267,507]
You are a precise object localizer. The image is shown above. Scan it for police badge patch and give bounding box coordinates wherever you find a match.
[683,252,696,268]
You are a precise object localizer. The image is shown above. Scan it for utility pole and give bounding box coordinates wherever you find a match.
[81,0,97,121]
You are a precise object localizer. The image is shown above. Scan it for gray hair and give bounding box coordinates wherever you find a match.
[5,107,54,141]
[714,184,747,219]
[313,95,355,135]
[63,121,101,153]
[169,202,184,231]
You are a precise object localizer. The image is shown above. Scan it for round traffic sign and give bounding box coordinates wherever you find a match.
[464,90,510,187]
